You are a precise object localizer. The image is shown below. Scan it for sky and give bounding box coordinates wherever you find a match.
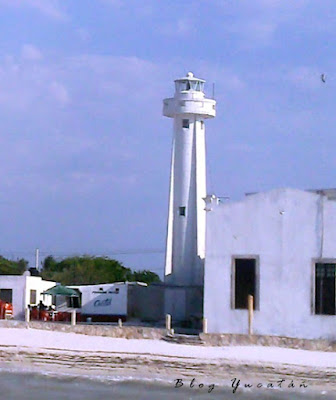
[1,0,336,276]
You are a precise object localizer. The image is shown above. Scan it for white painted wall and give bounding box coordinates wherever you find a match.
[72,283,128,316]
[163,72,216,288]
[204,188,336,340]
[25,277,55,309]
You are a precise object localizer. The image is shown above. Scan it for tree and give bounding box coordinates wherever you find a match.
[41,255,161,285]
[0,256,28,275]
[132,270,161,284]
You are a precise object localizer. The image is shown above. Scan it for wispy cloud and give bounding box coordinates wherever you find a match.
[213,0,310,47]
[0,50,165,200]
[49,81,70,105]
[0,52,70,111]
[21,44,43,61]
[0,0,67,21]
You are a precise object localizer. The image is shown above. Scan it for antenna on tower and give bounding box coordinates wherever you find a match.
[212,83,215,99]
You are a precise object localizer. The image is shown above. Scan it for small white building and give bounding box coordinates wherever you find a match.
[204,188,336,340]
[0,273,55,319]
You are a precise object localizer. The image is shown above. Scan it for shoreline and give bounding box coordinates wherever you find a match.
[0,327,335,395]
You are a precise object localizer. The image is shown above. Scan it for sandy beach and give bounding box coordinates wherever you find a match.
[0,326,335,396]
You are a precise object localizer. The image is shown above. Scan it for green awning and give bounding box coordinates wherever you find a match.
[42,285,80,297]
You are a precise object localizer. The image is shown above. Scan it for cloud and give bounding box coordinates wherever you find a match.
[21,44,43,61]
[0,50,164,197]
[69,54,163,101]
[0,47,249,206]
[213,0,310,47]
[0,0,67,21]
[192,62,246,92]
[0,54,70,111]
[49,81,70,105]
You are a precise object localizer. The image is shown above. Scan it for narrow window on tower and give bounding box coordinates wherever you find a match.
[179,206,186,216]
[233,258,257,309]
[182,119,189,128]
[200,121,204,129]
[315,262,336,315]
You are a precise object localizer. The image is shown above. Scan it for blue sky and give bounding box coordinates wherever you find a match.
[1,0,336,275]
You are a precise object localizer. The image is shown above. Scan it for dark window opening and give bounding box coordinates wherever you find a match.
[179,206,186,216]
[30,290,37,304]
[315,263,336,315]
[182,119,189,128]
[67,296,80,308]
[234,259,256,309]
[201,121,204,129]
[0,289,12,303]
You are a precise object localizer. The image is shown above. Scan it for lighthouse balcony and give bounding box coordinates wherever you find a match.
[163,98,216,118]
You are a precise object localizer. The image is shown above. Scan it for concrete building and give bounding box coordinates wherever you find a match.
[163,72,216,321]
[0,272,55,319]
[204,188,336,340]
[161,72,336,338]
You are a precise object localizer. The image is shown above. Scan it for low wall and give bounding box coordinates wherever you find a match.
[0,320,166,340]
[200,333,336,352]
[1,320,336,351]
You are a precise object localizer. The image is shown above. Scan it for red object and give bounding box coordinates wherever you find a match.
[29,307,81,323]
[0,301,13,319]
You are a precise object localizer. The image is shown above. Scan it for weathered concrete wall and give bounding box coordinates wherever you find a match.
[165,286,203,322]
[127,285,164,321]
[200,333,336,352]
[204,188,336,340]
[1,320,336,352]
[185,286,203,319]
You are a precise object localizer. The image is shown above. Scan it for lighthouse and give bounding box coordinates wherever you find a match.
[163,72,216,288]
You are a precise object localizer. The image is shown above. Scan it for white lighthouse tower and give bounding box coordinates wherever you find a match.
[163,72,216,290]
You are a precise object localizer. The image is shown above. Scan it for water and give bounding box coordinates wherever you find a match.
[0,371,333,400]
